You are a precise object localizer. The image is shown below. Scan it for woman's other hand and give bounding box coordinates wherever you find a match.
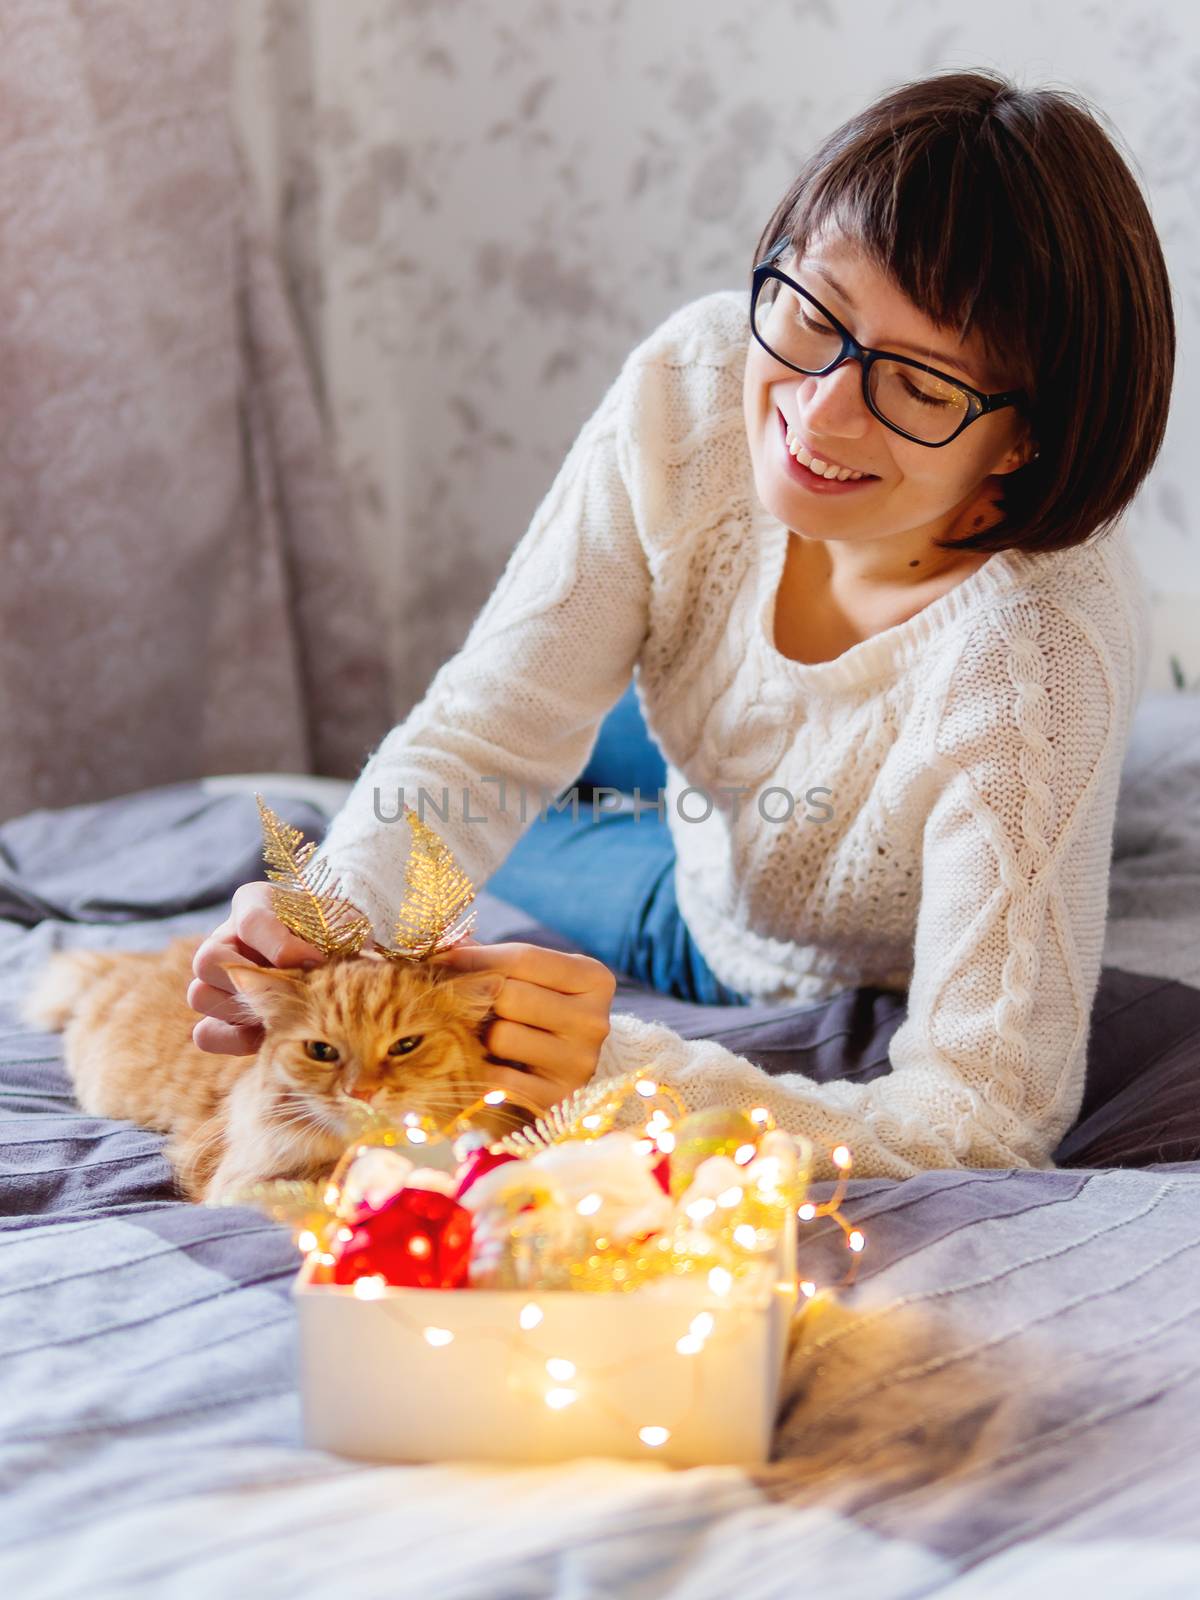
[429,935,618,1115]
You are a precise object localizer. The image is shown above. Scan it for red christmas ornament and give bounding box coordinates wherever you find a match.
[453,1145,519,1201]
[652,1152,671,1195]
[331,1186,474,1289]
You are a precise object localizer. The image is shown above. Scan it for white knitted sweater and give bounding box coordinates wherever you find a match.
[314,288,1151,1182]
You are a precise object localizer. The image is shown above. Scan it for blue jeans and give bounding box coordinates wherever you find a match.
[481,684,753,1006]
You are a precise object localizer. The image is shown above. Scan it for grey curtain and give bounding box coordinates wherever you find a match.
[0,0,390,821]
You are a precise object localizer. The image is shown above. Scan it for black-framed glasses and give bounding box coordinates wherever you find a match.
[750,237,1029,448]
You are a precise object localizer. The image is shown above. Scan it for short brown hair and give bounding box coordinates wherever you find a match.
[751,69,1176,555]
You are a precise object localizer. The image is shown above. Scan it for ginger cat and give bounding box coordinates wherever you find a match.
[22,934,515,1204]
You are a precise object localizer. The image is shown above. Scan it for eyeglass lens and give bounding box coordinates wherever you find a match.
[754,276,970,444]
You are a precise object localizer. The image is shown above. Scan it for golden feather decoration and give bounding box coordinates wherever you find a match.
[492,1068,685,1157]
[255,794,373,957]
[372,806,478,964]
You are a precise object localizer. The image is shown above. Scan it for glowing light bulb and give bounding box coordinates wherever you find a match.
[352,1275,387,1299]
[832,1145,852,1168]
[323,1184,339,1206]
[423,1326,454,1346]
[519,1302,544,1330]
[638,1426,670,1447]
[581,1114,603,1131]
[545,1357,576,1381]
[749,1107,770,1124]
[799,1280,817,1298]
[848,1230,865,1252]
[716,1185,743,1208]
[405,1127,428,1144]
[733,1224,758,1248]
[633,1138,655,1157]
[545,1388,577,1409]
[685,1197,717,1221]
[483,1090,506,1105]
[690,1312,715,1338]
[576,1192,603,1216]
[408,1235,431,1257]
[655,1130,676,1154]
[297,1230,318,1253]
[336,1226,354,1243]
[734,1143,757,1165]
[708,1267,733,1296]
[675,1334,703,1355]
[635,1080,658,1098]
[798,1203,816,1220]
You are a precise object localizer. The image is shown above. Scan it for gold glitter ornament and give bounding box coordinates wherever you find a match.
[254,797,481,966]
[494,1069,686,1158]
[372,807,478,964]
[666,1109,765,1198]
[255,794,372,957]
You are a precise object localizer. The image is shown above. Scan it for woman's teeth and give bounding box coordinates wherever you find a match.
[784,425,867,481]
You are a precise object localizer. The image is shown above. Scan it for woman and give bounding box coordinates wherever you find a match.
[190,69,1174,1180]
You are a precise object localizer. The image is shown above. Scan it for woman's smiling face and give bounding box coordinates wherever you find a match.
[743,222,1035,568]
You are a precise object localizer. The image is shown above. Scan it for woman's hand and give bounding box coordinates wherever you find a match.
[429,935,618,1115]
[188,880,360,1055]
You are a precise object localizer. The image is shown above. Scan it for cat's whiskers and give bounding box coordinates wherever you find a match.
[271,1093,341,1136]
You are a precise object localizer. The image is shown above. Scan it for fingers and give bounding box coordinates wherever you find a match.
[191,928,242,993]
[432,939,615,1085]
[486,975,611,1047]
[432,939,615,999]
[191,1013,262,1057]
[192,883,328,994]
[187,976,264,1057]
[186,978,251,1028]
[480,1062,563,1117]
[483,1017,601,1085]
[230,883,328,969]
[190,879,331,1058]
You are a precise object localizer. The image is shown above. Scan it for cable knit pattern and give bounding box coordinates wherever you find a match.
[312,288,1152,1183]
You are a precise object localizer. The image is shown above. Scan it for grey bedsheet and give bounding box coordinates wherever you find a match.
[1,773,1198,1597]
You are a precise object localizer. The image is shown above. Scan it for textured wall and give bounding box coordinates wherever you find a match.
[232,0,1200,706]
[0,0,391,821]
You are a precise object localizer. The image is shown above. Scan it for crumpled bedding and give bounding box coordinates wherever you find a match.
[0,751,1198,1597]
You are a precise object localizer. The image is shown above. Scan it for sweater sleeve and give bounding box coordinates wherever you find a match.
[308,360,652,937]
[593,598,1135,1183]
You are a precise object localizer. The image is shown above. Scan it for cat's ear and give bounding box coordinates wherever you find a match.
[221,961,309,1028]
[438,969,505,1023]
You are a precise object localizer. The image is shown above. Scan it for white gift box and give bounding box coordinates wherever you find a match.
[293,1205,801,1468]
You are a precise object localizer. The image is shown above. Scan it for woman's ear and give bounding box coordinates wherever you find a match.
[1001,424,1040,474]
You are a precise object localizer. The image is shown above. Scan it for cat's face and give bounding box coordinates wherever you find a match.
[221,951,512,1143]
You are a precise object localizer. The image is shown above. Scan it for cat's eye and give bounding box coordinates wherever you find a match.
[387,1035,424,1056]
[304,1040,340,1064]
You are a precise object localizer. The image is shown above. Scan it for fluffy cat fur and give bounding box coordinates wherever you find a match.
[22,934,516,1204]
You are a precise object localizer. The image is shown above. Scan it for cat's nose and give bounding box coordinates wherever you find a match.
[347,1084,381,1102]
